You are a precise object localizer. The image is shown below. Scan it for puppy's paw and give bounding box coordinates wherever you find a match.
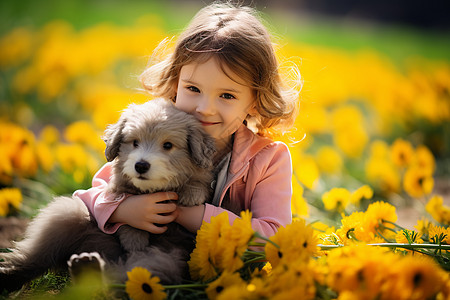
[179,183,210,206]
[68,252,105,283]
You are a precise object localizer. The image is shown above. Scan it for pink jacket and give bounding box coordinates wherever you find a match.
[74,124,293,237]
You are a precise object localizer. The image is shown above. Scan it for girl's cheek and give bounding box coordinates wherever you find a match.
[174,94,194,113]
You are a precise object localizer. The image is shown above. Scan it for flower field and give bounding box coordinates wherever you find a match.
[0,1,449,299]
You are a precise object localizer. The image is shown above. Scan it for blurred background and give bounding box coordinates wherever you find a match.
[0,0,449,235]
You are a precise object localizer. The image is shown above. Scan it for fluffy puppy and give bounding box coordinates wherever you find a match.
[0,98,216,292]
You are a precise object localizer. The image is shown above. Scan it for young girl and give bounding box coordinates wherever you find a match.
[74,2,301,238]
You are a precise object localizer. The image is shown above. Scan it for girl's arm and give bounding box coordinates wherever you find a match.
[74,162,178,234]
[176,142,293,237]
[73,162,122,233]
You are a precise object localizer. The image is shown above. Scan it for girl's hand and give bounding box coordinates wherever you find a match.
[108,192,179,234]
[175,205,206,233]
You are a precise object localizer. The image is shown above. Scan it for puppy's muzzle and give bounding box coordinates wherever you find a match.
[135,160,150,174]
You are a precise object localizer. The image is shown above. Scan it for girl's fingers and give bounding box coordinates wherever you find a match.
[152,192,178,202]
[144,224,168,234]
[150,213,177,225]
[155,202,178,213]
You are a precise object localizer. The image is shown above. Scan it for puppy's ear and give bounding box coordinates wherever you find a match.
[188,126,216,169]
[103,118,126,162]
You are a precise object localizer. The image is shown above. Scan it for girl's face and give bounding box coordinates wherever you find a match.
[175,57,256,152]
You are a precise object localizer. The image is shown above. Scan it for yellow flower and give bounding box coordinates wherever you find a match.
[64,120,104,153]
[188,221,218,281]
[4,125,39,178]
[337,211,373,243]
[428,224,449,244]
[414,218,431,237]
[413,145,435,175]
[261,262,272,276]
[220,239,243,273]
[0,27,33,68]
[390,138,414,168]
[363,201,397,235]
[294,153,320,189]
[291,173,308,217]
[230,210,254,251]
[350,185,373,205]
[395,229,423,244]
[217,211,254,273]
[365,158,401,194]
[36,142,55,173]
[426,195,450,225]
[125,267,166,300]
[265,219,317,268]
[206,271,245,300]
[215,284,250,300]
[0,188,23,216]
[326,245,394,297]
[0,145,13,184]
[333,125,368,158]
[369,140,390,159]
[403,166,434,198]
[322,188,351,211]
[316,146,343,174]
[385,256,445,300]
[335,291,361,300]
[39,125,60,145]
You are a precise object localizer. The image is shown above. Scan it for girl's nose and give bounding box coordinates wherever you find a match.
[196,97,216,116]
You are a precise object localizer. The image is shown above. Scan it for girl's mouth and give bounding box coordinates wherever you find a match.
[199,120,219,126]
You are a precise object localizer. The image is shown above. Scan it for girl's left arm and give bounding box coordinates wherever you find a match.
[203,142,293,237]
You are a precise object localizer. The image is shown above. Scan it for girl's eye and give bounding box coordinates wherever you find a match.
[221,93,236,100]
[163,142,173,150]
[133,140,139,148]
[187,86,200,93]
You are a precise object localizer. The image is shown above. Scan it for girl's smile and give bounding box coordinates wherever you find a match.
[175,57,256,153]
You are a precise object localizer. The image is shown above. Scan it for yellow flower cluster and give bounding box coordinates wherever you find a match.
[322,185,374,212]
[0,121,104,199]
[156,211,450,300]
[190,214,319,300]
[189,211,255,281]
[0,188,22,216]
[318,201,397,245]
[426,195,450,225]
[365,139,435,196]
[317,196,450,258]
[0,122,38,183]
[326,245,448,300]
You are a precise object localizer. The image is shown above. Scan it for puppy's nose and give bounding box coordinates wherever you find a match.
[135,161,150,174]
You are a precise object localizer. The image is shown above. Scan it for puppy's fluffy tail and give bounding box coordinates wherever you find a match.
[0,196,122,292]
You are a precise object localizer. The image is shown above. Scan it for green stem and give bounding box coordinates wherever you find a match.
[254,232,279,249]
[244,250,265,256]
[109,284,125,289]
[318,243,450,251]
[109,282,208,290]
[243,255,267,265]
[163,283,208,290]
[248,242,266,247]
[375,230,392,243]
[381,219,407,231]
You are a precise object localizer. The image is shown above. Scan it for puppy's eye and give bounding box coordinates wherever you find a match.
[133,140,139,148]
[163,142,173,150]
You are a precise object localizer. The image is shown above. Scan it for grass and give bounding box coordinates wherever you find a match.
[270,10,450,63]
[0,0,449,64]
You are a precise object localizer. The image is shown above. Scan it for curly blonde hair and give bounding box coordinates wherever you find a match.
[140,2,301,137]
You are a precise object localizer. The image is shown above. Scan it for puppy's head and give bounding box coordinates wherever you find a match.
[103,98,216,193]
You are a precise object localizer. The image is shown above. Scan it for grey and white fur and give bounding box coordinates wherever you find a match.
[0,98,216,292]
